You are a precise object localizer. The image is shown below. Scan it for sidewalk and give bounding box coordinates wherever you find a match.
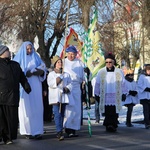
[0,120,150,150]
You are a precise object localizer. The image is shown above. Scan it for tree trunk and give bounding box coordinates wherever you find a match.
[76,0,95,31]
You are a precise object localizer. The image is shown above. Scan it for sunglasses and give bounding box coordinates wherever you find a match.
[105,61,112,64]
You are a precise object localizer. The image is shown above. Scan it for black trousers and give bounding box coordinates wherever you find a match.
[43,95,52,122]
[0,105,18,142]
[125,104,134,124]
[103,105,118,128]
[140,100,150,125]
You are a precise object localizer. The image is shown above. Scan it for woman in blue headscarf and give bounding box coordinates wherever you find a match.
[14,41,46,139]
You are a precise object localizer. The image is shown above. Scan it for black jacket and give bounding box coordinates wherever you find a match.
[0,58,31,106]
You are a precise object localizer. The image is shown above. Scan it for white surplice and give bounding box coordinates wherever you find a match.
[138,74,150,101]
[94,67,127,113]
[122,79,139,105]
[63,58,84,130]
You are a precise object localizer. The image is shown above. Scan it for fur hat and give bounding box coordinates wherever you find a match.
[51,55,61,66]
[0,45,9,56]
[105,52,115,60]
[66,45,77,53]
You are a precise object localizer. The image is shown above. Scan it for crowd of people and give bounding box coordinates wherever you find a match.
[0,42,150,145]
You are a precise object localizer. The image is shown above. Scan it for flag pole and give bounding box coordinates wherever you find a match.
[85,67,92,137]
[83,9,99,137]
[62,0,70,59]
[59,0,70,113]
[83,33,92,137]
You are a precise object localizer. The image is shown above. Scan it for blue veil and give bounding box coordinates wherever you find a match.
[13,41,44,74]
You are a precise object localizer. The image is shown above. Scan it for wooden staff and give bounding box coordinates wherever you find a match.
[59,0,70,113]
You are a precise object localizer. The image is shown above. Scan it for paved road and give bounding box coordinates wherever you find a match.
[0,121,150,150]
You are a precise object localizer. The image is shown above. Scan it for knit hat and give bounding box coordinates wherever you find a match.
[51,55,61,66]
[0,45,9,56]
[66,45,77,53]
[105,52,115,60]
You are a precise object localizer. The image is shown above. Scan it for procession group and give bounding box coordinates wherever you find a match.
[0,42,150,145]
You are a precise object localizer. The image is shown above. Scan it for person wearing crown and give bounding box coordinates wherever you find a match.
[122,69,138,127]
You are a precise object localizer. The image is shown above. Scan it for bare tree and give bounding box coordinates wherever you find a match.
[113,0,147,69]
[96,0,114,55]
[76,0,96,31]
[0,0,51,65]
[143,0,150,39]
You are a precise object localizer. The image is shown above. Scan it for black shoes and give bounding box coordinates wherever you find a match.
[34,134,42,140]
[65,128,78,138]
[145,124,150,129]
[126,123,134,127]
[25,135,35,139]
[57,131,64,141]
[68,133,78,138]
[25,134,42,139]
[106,125,117,132]
[0,136,13,144]
[5,140,13,145]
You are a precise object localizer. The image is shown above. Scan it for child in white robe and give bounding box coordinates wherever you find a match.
[47,56,72,141]
[122,69,138,127]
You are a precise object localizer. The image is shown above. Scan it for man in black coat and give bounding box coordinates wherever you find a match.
[0,45,31,145]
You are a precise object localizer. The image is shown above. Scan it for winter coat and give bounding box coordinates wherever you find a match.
[47,71,73,105]
[0,58,31,106]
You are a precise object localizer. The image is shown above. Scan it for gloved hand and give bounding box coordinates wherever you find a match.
[24,83,31,94]
[25,87,32,94]
[63,87,70,94]
[95,95,100,103]
[129,90,138,96]
[59,74,64,80]
[33,68,44,76]
[144,87,150,92]
[84,67,90,75]
[26,70,33,77]
[56,74,63,85]
[122,94,126,101]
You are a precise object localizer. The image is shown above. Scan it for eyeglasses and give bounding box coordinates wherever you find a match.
[105,62,112,64]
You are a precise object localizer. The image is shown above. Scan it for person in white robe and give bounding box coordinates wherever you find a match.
[94,53,127,132]
[137,64,150,129]
[63,45,85,137]
[92,75,100,123]
[47,56,72,141]
[122,69,139,127]
[13,41,46,139]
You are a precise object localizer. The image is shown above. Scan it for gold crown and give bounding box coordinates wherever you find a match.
[126,69,134,75]
[51,56,61,65]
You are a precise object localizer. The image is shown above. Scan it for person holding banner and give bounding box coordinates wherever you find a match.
[94,52,127,132]
[47,56,72,141]
[63,45,85,137]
